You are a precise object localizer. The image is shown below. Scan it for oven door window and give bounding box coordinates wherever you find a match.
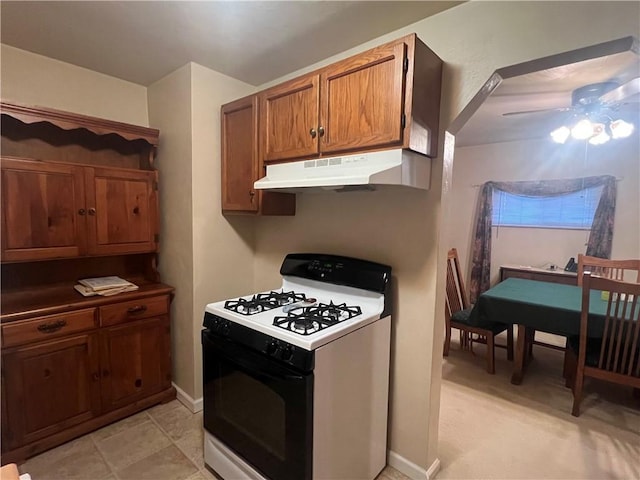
[203,332,312,480]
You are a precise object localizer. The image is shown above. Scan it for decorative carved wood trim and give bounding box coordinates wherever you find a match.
[1,101,159,146]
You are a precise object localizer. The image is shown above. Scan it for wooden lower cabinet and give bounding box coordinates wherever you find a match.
[0,292,175,464]
[100,316,171,411]
[2,333,101,450]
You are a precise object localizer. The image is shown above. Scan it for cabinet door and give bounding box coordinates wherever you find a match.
[1,157,87,261]
[320,41,406,155]
[85,167,157,255]
[100,316,171,412]
[260,73,320,162]
[2,333,101,449]
[222,96,259,212]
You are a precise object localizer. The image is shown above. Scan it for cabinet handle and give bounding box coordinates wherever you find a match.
[249,190,255,203]
[78,208,86,216]
[127,305,147,315]
[135,378,142,388]
[309,128,317,138]
[318,126,325,137]
[37,319,67,334]
[88,208,96,216]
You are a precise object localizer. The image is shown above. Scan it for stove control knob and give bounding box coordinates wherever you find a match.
[281,345,294,361]
[266,340,279,355]
[221,321,230,336]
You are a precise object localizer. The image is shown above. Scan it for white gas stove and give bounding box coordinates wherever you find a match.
[204,276,385,351]
[202,253,392,480]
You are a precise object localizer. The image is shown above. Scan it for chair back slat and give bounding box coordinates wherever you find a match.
[582,274,640,377]
[577,254,640,286]
[446,248,469,317]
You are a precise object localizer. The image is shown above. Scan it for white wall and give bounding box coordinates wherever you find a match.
[450,135,640,287]
[1,44,148,125]
[147,64,196,398]
[148,63,256,402]
[190,63,256,399]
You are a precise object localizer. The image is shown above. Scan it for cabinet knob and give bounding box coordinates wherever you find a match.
[310,128,317,138]
[135,378,142,388]
[133,206,140,215]
[78,208,86,216]
[249,190,255,203]
[92,372,100,382]
[88,208,96,216]
[318,126,325,137]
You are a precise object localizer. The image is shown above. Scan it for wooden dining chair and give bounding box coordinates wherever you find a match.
[444,248,513,374]
[565,273,640,417]
[577,254,640,285]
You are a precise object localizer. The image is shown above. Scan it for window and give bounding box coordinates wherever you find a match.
[492,185,603,229]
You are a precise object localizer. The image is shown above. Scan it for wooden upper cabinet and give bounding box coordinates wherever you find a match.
[86,167,157,255]
[257,33,442,164]
[320,41,406,155]
[1,157,87,261]
[222,95,295,216]
[221,96,259,212]
[0,101,161,262]
[260,73,320,162]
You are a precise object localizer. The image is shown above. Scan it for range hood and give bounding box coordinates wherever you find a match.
[254,149,431,193]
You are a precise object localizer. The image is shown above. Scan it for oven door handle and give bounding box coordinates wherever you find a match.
[205,334,306,382]
[220,349,305,382]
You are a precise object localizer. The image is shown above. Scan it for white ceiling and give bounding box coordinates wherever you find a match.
[0,1,461,86]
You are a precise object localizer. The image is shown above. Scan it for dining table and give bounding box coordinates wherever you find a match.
[468,277,608,384]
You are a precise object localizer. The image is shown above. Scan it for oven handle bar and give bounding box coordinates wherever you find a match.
[203,332,307,382]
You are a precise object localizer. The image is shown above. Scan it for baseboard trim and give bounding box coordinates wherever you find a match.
[426,458,441,479]
[172,382,203,413]
[388,451,440,479]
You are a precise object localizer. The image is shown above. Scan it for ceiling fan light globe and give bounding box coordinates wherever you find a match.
[550,126,570,143]
[571,119,594,140]
[610,119,634,139]
[588,130,610,145]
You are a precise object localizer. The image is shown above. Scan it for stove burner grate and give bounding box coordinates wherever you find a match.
[224,290,306,315]
[273,301,362,335]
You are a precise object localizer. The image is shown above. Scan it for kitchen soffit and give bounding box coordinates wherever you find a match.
[0,1,462,87]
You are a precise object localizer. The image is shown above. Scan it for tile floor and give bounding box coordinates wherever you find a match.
[18,399,408,480]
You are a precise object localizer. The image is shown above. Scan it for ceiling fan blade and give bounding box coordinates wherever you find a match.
[600,77,640,103]
[502,106,570,117]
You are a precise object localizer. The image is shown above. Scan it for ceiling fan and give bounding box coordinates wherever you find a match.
[502,78,639,144]
[502,78,640,118]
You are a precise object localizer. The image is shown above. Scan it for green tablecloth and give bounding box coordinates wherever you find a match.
[469,278,608,337]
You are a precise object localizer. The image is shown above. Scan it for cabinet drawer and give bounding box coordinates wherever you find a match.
[1,308,97,347]
[100,296,169,326]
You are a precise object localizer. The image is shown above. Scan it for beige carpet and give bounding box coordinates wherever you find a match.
[437,333,640,479]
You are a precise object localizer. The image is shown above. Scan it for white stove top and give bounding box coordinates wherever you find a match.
[204,276,385,350]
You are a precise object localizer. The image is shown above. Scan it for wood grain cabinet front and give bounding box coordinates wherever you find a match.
[2,333,102,450]
[258,33,442,164]
[0,158,158,262]
[99,316,171,412]
[0,293,174,463]
[221,95,295,216]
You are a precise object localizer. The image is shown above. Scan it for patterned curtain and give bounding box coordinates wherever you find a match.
[469,175,617,303]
